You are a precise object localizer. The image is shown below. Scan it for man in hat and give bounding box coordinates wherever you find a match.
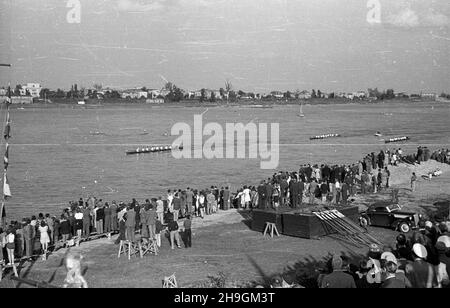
[406,243,438,288]
[381,256,406,288]
[257,181,266,209]
[435,241,450,287]
[381,251,411,288]
[319,256,356,288]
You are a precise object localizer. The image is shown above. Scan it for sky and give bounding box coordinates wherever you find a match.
[0,0,449,93]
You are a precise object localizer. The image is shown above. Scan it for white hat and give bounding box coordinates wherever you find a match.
[381,251,398,265]
[425,221,433,229]
[437,235,450,248]
[412,243,428,259]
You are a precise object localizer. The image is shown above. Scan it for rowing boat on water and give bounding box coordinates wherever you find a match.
[126,145,183,155]
[310,133,341,140]
[384,136,409,144]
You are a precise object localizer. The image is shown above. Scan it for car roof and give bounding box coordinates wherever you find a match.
[369,201,398,209]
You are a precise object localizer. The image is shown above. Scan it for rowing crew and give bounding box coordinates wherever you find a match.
[385,136,409,144]
[135,146,172,153]
[310,133,341,140]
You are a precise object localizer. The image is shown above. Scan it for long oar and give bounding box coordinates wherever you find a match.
[321,211,369,246]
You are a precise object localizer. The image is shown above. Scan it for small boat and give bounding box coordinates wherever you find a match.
[310,133,341,140]
[384,136,409,144]
[90,131,106,136]
[126,145,183,155]
[375,132,382,137]
[298,104,305,117]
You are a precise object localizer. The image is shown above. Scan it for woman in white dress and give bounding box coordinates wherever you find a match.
[39,221,50,256]
[242,186,251,209]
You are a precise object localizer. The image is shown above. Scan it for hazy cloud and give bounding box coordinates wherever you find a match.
[423,11,449,27]
[386,8,419,28]
[114,0,165,12]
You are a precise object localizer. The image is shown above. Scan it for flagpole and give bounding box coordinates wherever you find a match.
[1,67,12,228]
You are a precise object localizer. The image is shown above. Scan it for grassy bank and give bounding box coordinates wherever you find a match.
[15,97,437,108]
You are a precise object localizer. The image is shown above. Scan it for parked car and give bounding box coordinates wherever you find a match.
[359,201,419,233]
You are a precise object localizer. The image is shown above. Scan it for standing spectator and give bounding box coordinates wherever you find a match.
[411,173,417,192]
[104,203,112,235]
[257,181,266,209]
[148,201,157,239]
[68,212,76,237]
[319,256,356,288]
[168,218,182,249]
[96,205,104,234]
[125,205,136,243]
[38,221,50,258]
[186,188,194,214]
[172,194,181,221]
[23,219,34,258]
[206,190,215,215]
[223,187,230,210]
[381,259,406,288]
[53,217,60,244]
[140,203,151,240]
[155,216,163,247]
[116,205,127,243]
[82,206,91,238]
[156,197,164,224]
[183,215,192,248]
[45,214,54,244]
[0,228,5,265]
[15,221,24,258]
[384,167,391,188]
[435,241,450,287]
[198,193,205,218]
[5,227,15,265]
[406,243,438,288]
[60,215,71,246]
[110,201,118,232]
[74,210,83,238]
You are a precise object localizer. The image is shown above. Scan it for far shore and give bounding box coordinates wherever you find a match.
[7,97,439,109]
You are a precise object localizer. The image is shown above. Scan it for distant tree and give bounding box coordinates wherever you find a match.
[248,92,255,99]
[210,91,216,102]
[25,89,31,96]
[311,89,317,98]
[229,90,237,102]
[14,84,22,96]
[368,88,381,98]
[167,86,184,102]
[317,90,322,98]
[164,82,174,92]
[386,89,395,99]
[40,88,50,99]
[56,88,65,98]
[141,86,148,92]
[284,91,291,99]
[74,84,78,98]
[219,88,225,99]
[200,88,207,102]
[225,80,233,104]
[93,83,103,91]
[328,92,335,99]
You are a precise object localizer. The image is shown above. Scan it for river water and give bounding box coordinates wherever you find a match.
[4,101,450,220]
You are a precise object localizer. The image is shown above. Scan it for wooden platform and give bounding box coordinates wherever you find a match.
[251,205,359,239]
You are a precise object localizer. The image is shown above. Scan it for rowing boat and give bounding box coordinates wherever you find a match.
[384,136,409,144]
[310,133,341,140]
[126,145,183,155]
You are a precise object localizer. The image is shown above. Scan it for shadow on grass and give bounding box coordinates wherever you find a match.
[420,200,450,222]
[236,210,253,230]
[270,251,364,288]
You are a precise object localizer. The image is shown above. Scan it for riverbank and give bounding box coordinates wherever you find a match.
[9,97,438,109]
[2,160,448,288]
